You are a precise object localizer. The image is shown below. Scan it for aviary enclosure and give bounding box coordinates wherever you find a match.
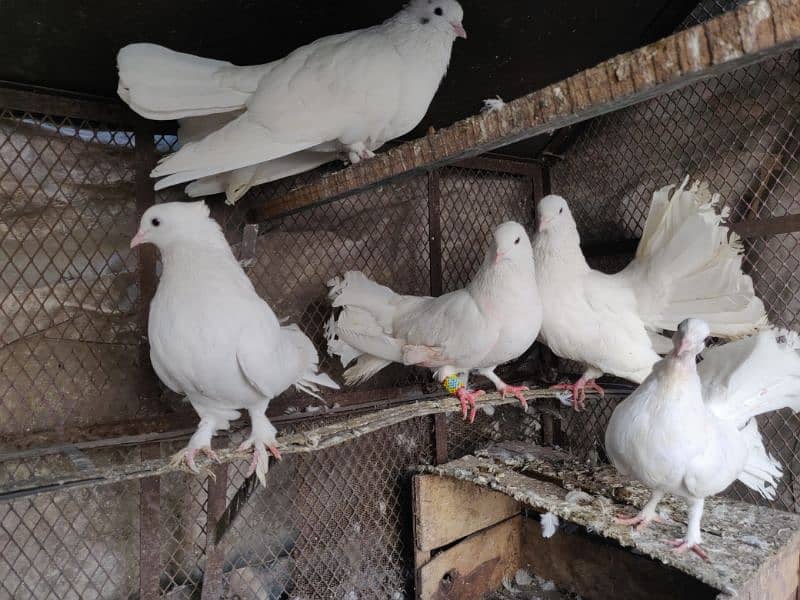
[1,0,800,598]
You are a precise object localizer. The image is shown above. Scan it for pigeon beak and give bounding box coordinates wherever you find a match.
[494,250,506,265]
[452,21,467,39]
[537,218,550,233]
[130,230,147,249]
[669,338,690,359]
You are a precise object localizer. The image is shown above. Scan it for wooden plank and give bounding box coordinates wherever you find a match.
[520,519,717,600]
[250,0,797,221]
[0,84,134,125]
[413,474,521,552]
[417,515,522,600]
[734,529,800,600]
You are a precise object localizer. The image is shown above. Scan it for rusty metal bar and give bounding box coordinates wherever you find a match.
[139,443,161,600]
[428,170,443,296]
[454,156,541,177]
[134,120,161,404]
[0,83,135,124]
[434,414,448,465]
[201,459,229,600]
[731,214,800,238]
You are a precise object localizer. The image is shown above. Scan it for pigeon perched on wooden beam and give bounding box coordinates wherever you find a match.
[326,221,541,423]
[117,0,466,203]
[131,201,338,485]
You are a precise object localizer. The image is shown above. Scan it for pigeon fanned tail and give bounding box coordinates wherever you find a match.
[630,177,768,338]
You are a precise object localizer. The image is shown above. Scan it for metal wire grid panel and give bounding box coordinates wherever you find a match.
[550,47,800,510]
[0,109,153,440]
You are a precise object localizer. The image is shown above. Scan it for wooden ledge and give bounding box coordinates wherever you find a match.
[417,441,800,599]
[250,0,800,222]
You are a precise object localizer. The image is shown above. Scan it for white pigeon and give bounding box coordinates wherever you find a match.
[130,201,338,484]
[326,222,542,423]
[117,0,466,202]
[606,318,800,559]
[533,178,768,409]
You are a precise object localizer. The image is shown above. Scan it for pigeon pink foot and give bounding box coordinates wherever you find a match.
[169,446,220,474]
[455,387,485,423]
[667,538,709,561]
[615,512,663,531]
[499,384,529,409]
[551,377,605,411]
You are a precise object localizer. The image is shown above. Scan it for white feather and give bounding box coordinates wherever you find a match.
[540,512,559,538]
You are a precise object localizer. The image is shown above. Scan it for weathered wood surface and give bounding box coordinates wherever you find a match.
[252,0,800,221]
[417,515,522,600]
[418,441,800,597]
[0,387,589,501]
[413,474,521,552]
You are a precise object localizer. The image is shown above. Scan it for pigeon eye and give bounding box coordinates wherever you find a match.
[514,237,520,245]
[420,17,430,24]
[434,7,443,15]
[558,207,564,214]
[151,218,161,227]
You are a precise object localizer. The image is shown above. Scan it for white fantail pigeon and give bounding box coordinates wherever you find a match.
[606,319,800,560]
[533,178,768,409]
[131,201,338,485]
[117,0,466,204]
[326,222,542,423]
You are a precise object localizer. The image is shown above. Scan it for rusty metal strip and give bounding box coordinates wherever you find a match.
[139,443,162,600]
[0,83,135,124]
[453,156,541,176]
[201,459,229,600]
[730,214,800,238]
[434,414,448,465]
[134,120,162,404]
[428,170,443,297]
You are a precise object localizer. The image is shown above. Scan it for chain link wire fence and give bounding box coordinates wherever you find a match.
[2,0,800,596]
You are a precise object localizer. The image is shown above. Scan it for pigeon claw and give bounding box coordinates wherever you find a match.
[239,438,282,486]
[168,446,220,475]
[550,379,604,411]
[455,387,485,423]
[499,384,529,410]
[667,539,709,561]
[614,512,663,531]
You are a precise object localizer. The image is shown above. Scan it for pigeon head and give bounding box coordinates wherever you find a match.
[491,221,532,266]
[670,318,711,360]
[536,194,575,234]
[131,201,224,251]
[404,0,466,38]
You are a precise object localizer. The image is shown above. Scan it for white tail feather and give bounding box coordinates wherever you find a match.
[343,355,393,385]
[736,418,782,499]
[117,44,258,120]
[631,177,768,339]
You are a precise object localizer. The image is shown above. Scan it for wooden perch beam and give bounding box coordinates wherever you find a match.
[250,0,800,221]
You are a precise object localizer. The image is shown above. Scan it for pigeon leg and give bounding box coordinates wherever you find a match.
[345,142,374,164]
[551,376,605,411]
[666,498,709,561]
[239,409,281,487]
[169,417,221,473]
[614,490,665,531]
[441,371,484,423]
[476,368,529,409]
